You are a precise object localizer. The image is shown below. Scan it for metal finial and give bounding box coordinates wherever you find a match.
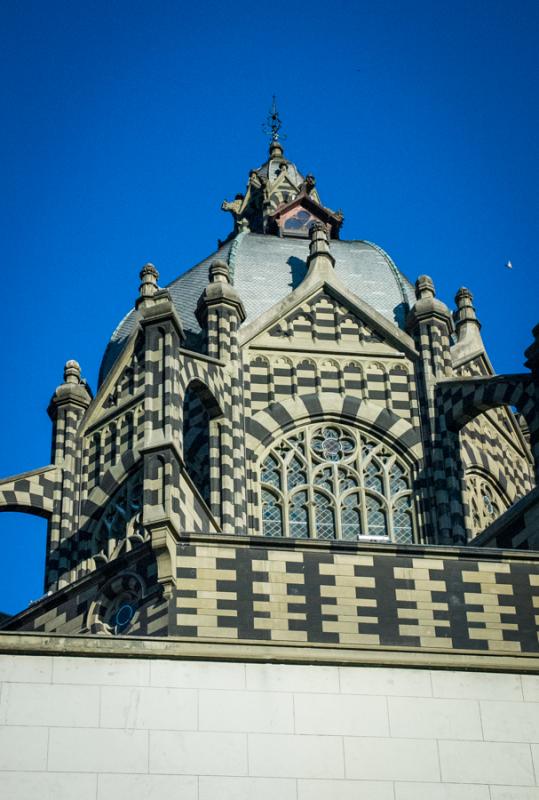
[262,95,286,142]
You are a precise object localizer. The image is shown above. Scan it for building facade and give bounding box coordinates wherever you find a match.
[1,130,538,798]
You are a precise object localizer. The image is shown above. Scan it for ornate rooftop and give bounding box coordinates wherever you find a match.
[99,128,415,383]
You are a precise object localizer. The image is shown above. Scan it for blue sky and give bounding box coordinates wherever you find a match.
[1,0,538,614]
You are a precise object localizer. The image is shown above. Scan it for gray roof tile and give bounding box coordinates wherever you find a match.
[99,233,415,384]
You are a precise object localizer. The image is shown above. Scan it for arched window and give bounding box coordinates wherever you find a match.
[260,422,415,543]
[465,471,509,537]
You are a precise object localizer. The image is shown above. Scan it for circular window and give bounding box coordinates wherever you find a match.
[108,599,137,635]
[87,573,145,635]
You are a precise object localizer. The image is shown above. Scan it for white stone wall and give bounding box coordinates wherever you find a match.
[0,653,538,799]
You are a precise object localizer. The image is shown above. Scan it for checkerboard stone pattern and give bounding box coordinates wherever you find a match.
[0,224,538,643]
[173,538,539,655]
[4,535,538,656]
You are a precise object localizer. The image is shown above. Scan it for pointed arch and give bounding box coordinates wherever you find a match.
[182,379,223,506]
[246,393,422,465]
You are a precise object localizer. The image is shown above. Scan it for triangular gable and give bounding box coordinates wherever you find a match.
[80,328,144,434]
[267,169,302,199]
[239,267,417,359]
[262,288,384,346]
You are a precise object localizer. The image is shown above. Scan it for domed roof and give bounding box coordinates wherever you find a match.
[99,232,415,384]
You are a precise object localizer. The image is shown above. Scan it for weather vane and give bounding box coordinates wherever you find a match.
[263,95,286,142]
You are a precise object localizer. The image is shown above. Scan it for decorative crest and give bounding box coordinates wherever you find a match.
[262,95,286,143]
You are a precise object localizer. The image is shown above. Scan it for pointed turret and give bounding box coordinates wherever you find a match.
[407,275,454,379]
[221,100,343,238]
[196,259,246,360]
[46,360,92,589]
[135,262,159,309]
[452,287,485,363]
[306,222,335,277]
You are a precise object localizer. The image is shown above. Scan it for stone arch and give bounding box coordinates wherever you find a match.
[442,374,536,432]
[340,313,362,343]
[290,311,314,339]
[439,373,539,482]
[433,373,538,544]
[343,361,365,398]
[246,393,422,466]
[272,356,294,400]
[365,361,388,404]
[87,571,147,635]
[388,362,410,414]
[182,378,223,508]
[296,358,318,393]
[249,355,273,407]
[79,464,145,577]
[182,378,223,420]
[463,465,512,539]
[461,445,515,504]
[255,413,417,543]
[0,466,59,519]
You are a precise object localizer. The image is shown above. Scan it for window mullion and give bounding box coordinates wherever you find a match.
[281,458,290,538]
[333,464,342,540]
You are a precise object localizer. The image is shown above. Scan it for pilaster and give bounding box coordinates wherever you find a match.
[136,264,185,597]
[406,276,466,544]
[46,360,92,589]
[197,261,248,533]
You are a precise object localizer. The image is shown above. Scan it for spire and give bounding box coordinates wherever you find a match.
[221,101,343,239]
[451,285,485,359]
[196,260,246,360]
[262,95,285,146]
[415,275,436,300]
[48,358,92,420]
[209,259,231,284]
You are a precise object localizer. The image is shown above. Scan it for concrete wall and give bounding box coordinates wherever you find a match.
[0,653,538,799]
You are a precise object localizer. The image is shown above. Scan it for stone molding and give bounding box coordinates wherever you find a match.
[0,630,538,673]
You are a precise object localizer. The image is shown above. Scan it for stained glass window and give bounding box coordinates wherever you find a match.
[260,423,414,542]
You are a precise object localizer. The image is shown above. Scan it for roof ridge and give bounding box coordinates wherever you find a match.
[363,239,411,310]
[227,230,248,283]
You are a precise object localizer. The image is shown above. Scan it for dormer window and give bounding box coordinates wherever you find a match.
[282,208,319,237]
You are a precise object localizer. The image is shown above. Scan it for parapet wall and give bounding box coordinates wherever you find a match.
[172,536,539,655]
[4,536,539,659]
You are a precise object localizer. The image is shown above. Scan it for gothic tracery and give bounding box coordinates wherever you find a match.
[260,422,414,543]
